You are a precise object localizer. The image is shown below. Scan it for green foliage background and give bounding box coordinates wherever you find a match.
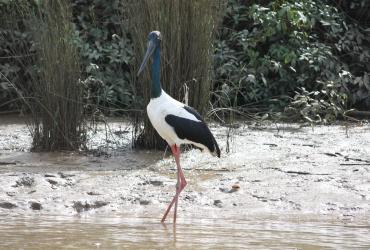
[1,0,369,123]
[213,0,370,122]
[71,0,134,114]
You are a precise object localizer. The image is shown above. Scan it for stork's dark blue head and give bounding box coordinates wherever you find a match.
[137,31,161,76]
[148,31,161,44]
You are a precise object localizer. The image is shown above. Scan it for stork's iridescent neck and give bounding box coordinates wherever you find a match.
[151,46,162,98]
[136,31,163,99]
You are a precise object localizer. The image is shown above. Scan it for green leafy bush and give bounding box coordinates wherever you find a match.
[0,1,36,112]
[285,81,347,123]
[71,0,134,114]
[213,0,370,122]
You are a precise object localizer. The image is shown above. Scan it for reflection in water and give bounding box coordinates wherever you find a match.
[0,214,369,249]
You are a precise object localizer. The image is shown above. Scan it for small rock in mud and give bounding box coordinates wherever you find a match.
[139,200,150,205]
[0,161,17,165]
[94,201,110,208]
[13,176,35,187]
[213,200,223,208]
[63,179,75,187]
[219,187,229,193]
[184,194,197,202]
[146,180,163,186]
[73,201,109,213]
[44,174,56,178]
[88,149,111,158]
[219,185,239,193]
[89,159,103,163]
[6,192,16,197]
[29,202,42,210]
[58,172,75,179]
[288,201,301,210]
[87,191,102,196]
[46,179,58,185]
[120,196,134,202]
[73,201,88,212]
[0,202,17,209]
[252,194,268,202]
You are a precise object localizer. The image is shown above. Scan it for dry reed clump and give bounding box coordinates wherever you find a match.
[28,0,85,151]
[125,0,224,149]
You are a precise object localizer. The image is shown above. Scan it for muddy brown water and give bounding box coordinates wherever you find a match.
[0,116,370,249]
[1,214,370,249]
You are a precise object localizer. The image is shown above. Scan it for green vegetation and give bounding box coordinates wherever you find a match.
[0,1,35,113]
[0,0,369,150]
[71,0,134,114]
[214,0,369,123]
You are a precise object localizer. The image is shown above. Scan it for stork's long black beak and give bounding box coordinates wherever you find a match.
[137,40,156,76]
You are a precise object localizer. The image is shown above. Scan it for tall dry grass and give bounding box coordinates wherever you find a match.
[27,0,85,151]
[125,0,224,149]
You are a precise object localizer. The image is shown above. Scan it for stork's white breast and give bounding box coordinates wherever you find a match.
[146,91,200,145]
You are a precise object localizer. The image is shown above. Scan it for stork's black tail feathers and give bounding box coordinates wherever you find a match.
[183,106,220,158]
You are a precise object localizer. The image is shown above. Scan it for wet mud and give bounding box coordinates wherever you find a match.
[0,117,369,219]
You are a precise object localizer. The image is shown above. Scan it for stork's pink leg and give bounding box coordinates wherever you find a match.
[161,145,187,223]
[174,163,180,223]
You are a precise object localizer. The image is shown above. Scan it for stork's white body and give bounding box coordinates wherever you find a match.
[147,91,207,151]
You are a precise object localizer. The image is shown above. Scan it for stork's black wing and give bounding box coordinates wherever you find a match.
[165,106,220,157]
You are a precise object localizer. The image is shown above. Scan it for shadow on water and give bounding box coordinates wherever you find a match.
[0,214,369,249]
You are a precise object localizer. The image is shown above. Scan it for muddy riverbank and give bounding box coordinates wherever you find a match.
[0,116,369,248]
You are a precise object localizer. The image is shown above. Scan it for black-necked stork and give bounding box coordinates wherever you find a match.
[137,31,220,223]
